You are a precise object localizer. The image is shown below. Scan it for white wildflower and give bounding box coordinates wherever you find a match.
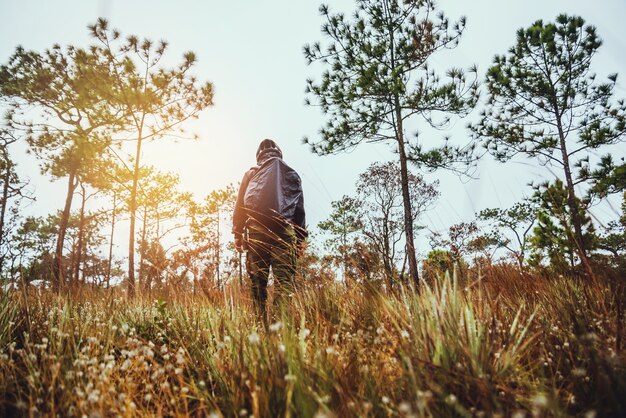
[248,332,260,345]
[269,321,283,332]
[532,393,548,408]
[398,402,412,413]
[87,389,100,403]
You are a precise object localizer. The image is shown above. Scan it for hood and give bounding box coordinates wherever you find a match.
[256,139,283,164]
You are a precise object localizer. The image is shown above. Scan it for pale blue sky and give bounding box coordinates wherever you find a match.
[1,0,625,256]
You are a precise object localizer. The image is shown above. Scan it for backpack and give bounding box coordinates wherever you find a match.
[243,157,302,229]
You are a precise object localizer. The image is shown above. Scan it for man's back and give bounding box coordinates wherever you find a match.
[244,156,304,232]
[233,140,306,244]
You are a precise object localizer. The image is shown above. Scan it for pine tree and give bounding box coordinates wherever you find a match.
[473,15,626,278]
[529,180,595,273]
[0,129,30,276]
[88,19,214,296]
[318,195,363,284]
[0,44,121,292]
[304,0,478,286]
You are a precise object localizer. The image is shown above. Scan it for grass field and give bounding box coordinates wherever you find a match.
[1,268,625,417]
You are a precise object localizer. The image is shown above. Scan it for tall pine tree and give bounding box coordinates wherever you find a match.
[304,0,478,285]
[473,15,626,278]
[89,19,214,296]
[0,44,121,291]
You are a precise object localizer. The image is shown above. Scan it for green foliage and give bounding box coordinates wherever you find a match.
[6,210,107,286]
[87,18,214,144]
[589,156,626,198]
[304,0,478,170]
[86,18,215,295]
[422,249,458,281]
[171,185,237,291]
[529,180,596,272]
[475,14,626,165]
[0,43,119,183]
[8,215,58,284]
[473,14,626,269]
[305,0,479,284]
[318,196,363,241]
[318,195,363,280]
[597,220,626,258]
[0,129,31,275]
[595,193,626,268]
[0,39,125,289]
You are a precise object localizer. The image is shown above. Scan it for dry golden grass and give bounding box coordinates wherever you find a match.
[1,267,625,417]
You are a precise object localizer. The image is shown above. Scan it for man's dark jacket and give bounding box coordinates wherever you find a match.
[232,148,307,243]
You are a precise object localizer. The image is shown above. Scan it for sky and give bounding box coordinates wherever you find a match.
[1,0,625,258]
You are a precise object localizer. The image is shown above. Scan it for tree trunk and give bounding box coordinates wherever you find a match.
[74,183,87,287]
[555,117,595,280]
[395,105,420,287]
[386,4,419,287]
[341,212,348,286]
[516,253,524,271]
[128,120,145,297]
[193,267,197,296]
[53,170,77,293]
[106,192,117,289]
[216,208,221,288]
[382,214,394,290]
[139,205,147,292]
[0,153,11,273]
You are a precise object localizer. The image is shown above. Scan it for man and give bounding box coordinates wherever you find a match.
[232,139,307,320]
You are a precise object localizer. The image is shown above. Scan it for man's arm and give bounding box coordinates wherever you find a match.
[232,169,255,241]
[293,187,308,244]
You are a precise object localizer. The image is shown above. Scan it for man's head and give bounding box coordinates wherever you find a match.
[256,138,283,163]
